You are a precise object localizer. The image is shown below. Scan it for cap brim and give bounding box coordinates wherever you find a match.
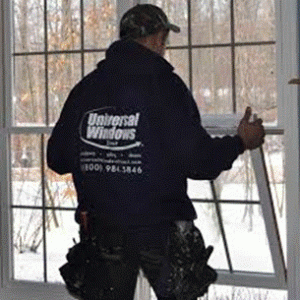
[168,23,180,33]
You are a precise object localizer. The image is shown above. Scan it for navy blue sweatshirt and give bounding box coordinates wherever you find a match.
[47,39,244,226]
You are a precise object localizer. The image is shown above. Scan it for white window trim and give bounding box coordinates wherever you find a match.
[1,0,299,299]
[281,0,300,299]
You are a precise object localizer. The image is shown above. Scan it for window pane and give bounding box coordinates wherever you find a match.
[193,47,232,114]
[221,204,274,273]
[45,171,77,209]
[215,152,260,201]
[48,54,82,125]
[194,203,229,270]
[191,0,231,45]
[47,0,81,51]
[235,45,277,124]
[13,0,45,53]
[13,208,44,281]
[235,0,276,43]
[84,0,118,50]
[11,134,42,207]
[47,211,79,283]
[209,285,287,300]
[165,49,189,87]
[144,0,188,46]
[13,55,46,125]
[188,180,212,200]
[84,52,106,76]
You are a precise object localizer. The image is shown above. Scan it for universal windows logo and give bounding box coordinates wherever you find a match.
[80,107,142,151]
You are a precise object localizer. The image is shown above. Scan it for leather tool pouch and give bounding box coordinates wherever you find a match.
[59,214,125,300]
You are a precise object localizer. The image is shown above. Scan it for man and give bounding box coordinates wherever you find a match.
[47,4,265,300]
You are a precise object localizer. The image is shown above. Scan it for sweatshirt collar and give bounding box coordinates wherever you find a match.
[98,39,174,74]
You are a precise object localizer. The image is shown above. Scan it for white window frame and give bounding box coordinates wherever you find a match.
[281,0,300,299]
[1,0,299,299]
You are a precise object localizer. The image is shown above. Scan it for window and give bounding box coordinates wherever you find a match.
[0,0,293,299]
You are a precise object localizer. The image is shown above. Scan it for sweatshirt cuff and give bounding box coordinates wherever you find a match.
[234,135,245,154]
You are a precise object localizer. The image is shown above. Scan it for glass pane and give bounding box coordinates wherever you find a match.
[235,45,277,124]
[235,0,276,43]
[165,49,189,87]
[13,55,45,126]
[215,152,260,201]
[193,47,232,114]
[143,0,188,46]
[48,54,82,125]
[84,0,118,49]
[208,285,287,300]
[45,170,77,209]
[13,0,45,53]
[11,134,42,207]
[194,203,229,270]
[47,0,81,51]
[13,208,44,281]
[47,211,79,283]
[188,179,212,200]
[84,52,106,76]
[263,135,286,262]
[191,0,231,45]
[221,204,274,273]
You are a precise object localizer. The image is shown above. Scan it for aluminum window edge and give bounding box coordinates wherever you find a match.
[216,270,287,290]
[0,0,4,129]
[2,0,12,129]
[281,0,300,299]
[0,134,13,291]
[0,0,13,293]
[251,147,287,286]
[0,12,3,288]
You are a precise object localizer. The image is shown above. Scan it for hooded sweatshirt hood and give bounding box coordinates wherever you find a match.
[98,39,174,75]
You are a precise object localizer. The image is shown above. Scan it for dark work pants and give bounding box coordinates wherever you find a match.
[83,220,179,300]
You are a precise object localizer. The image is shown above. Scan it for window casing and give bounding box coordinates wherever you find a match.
[0,0,295,299]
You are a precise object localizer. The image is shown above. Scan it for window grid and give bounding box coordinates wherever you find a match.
[8,0,286,290]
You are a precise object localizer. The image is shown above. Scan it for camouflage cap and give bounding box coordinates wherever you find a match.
[120,4,180,39]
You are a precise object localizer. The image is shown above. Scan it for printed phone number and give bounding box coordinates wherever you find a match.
[81,163,143,174]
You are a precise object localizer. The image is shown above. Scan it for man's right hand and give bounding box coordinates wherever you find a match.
[237,107,265,150]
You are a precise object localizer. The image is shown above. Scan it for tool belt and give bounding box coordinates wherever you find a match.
[59,217,217,300]
[59,214,126,300]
